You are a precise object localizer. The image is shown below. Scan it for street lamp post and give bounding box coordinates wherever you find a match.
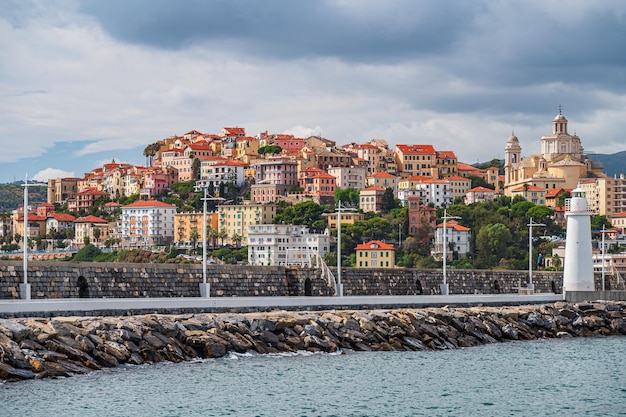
[441,209,461,295]
[23,176,29,296]
[527,218,546,293]
[194,181,224,298]
[601,225,607,291]
[335,200,356,297]
[20,174,34,300]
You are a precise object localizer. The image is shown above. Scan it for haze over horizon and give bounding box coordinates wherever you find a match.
[2,0,626,183]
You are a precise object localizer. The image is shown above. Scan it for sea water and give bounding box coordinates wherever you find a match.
[1,336,625,417]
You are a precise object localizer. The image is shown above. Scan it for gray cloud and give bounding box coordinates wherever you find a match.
[0,0,625,182]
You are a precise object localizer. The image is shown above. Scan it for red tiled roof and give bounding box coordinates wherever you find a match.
[74,215,108,224]
[396,144,436,155]
[355,240,395,251]
[52,213,76,221]
[512,185,545,192]
[545,188,564,197]
[467,186,495,193]
[437,220,471,231]
[78,188,107,196]
[437,151,457,159]
[369,172,395,178]
[361,186,385,191]
[123,199,176,209]
[223,127,245,135]
[447,175,471,181]
[405,175,431,181]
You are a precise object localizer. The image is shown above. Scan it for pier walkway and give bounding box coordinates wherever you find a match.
[0,293,564,317]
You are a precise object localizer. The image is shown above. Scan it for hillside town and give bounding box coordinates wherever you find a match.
[2,109,626,275]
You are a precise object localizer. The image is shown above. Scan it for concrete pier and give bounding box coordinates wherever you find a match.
[0,293,563,317]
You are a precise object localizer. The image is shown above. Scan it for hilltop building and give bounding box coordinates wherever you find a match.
[503,108,603,197]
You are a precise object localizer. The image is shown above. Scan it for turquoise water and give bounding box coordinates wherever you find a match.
[2,337,625,417]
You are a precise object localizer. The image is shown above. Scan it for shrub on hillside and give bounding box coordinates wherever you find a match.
[72,244,102,262]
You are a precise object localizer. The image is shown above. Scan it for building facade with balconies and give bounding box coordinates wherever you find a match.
[120,200,176,248]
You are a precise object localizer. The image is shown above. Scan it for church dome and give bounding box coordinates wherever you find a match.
[506,133,519,144]
[553,112,567,122]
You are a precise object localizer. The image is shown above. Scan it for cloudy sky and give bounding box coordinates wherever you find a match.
[2,0,625,183]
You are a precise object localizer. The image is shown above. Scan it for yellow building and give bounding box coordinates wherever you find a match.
[217,203,278,245]
[173,212,219,247]
[355,240,395,268]
[323,211,365,229]
[510,185,547,205]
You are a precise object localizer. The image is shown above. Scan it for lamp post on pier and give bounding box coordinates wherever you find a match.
[527,218,546,293]
[335,200,356,297]
[21,174,34,300]
[195,180,225,298]
[441,209,461,295]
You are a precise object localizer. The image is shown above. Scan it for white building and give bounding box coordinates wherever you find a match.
[397,179,453,207]
[247,224,329,266]
[200,160,246,187]
[120,199,176,247]
[465,186,497,205]
[431,219,471,260]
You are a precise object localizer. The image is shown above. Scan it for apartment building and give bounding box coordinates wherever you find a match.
[120,199,176,247]
[217,203,277,245]
[395,144,437,178]
[74,215,109,247]
[359,186,385,213]
[436,151,458,178]
[247,224,329,266]
[327,166,367,189]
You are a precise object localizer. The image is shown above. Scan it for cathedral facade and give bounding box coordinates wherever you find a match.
[503,108,604,197]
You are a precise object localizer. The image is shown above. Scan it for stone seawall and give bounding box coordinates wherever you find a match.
[1,301,624,382]
[0,261,577,299]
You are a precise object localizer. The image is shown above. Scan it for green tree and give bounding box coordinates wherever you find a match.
[232,233,242,248]
[218,230,228,246]
[335,188,360,206]
[143,141,161,166]
[258,145,282,155]
[591,215,612,231]
[72,244,102,262]
[191,158,201,180]
[92,227,101,246]
[274,200,326,229]
[381,187,396,214]
[557,190,571,207]
[190,228,199,251]
[475,223,512,268]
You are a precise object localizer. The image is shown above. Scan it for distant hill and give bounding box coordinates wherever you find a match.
[0,182,47,212]
[590,151,626,177]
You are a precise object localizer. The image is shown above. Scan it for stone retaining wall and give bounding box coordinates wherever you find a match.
[4,260,616,300]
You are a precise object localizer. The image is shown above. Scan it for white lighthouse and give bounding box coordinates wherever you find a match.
[562,187,595,292]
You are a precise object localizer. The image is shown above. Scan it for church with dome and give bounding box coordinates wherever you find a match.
[503,108,604,197]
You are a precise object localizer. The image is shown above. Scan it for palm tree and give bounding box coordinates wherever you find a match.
[209,228,219,249]
[232,233,242,248]
[190,228,199,253]
[92,227,101,247]
[143,142,161,167]
[218,230,228,246]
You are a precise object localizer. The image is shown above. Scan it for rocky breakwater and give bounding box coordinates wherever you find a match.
[1,301,625,382]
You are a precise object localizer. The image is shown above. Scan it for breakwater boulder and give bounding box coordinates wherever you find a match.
[1,301,624,382]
